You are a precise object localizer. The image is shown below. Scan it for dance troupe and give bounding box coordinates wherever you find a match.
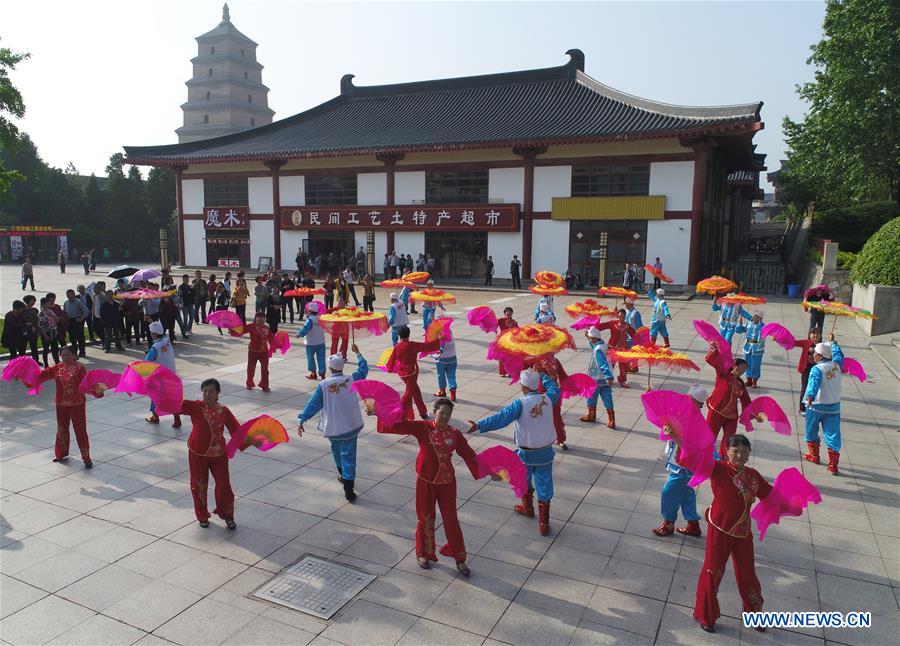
[5,281,846,633]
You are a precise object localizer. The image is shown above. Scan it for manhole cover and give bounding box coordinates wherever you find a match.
[253,556,376,619]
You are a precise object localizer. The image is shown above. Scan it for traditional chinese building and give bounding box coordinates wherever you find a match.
[125,49,765,284]
[176,4,275,143]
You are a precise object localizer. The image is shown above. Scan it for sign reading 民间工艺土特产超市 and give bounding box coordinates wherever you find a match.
[279,205,519,232]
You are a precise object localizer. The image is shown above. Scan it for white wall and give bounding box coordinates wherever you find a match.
[182,179,204,214]
[248,176,273,214]
[488,231,523,276]
[358,173,387,204]
[531,220,570,274]
[250,220,275,267]
[183,220,206,266]
[645,220,691,284]
[280,230,308,268]
[488,168,525,204]
[649,161,694,211]
[533,166,572,212]
[279,175,304,206]
[395,171,425,204]
[394,232,424,258]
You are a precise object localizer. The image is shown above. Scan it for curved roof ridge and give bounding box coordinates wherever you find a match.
[574,70,761,120]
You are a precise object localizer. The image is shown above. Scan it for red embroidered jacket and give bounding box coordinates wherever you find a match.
[705,347,751,419]
[181,400,240,458]
[707,459,772,538]
[39,363,86,406]
[244,322,271,354]
[378,420,480,485]
[597,319,636,349]
[386,338,440,378]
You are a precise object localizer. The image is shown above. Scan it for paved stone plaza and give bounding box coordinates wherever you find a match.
[1,264,897,646]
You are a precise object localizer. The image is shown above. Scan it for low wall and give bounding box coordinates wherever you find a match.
[852,283,900,336]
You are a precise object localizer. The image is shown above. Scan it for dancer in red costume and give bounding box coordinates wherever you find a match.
[327,297,350,360]
[37,347,92,468]
[378,397,483,576]
[596,309,636,387]
[241,311,271,391]
[497,307,518,377]
[180,378,240,529]
[385,325,440,420]
[694,434,771,633]
[704,343,752,457]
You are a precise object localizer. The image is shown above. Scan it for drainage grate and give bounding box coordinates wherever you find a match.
[253,555,376,620]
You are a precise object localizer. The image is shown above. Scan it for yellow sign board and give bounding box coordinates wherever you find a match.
[551,196,666,220]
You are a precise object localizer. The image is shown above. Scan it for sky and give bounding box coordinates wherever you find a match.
[5,1,827,189]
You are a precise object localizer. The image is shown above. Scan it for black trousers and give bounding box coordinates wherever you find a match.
[68,320,86,355]
[362,295,374,312]
[281,298,295,323]
[511,273,521,289]
[485,274,493,286]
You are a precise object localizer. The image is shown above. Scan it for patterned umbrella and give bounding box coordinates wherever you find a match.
[696,276,736,295]
[644,264,674,283]
[597,286,639,300]
[716,293,768,306]
[533,271,565,287]
[129,268,161,283]
[409,288,456,304]
[402,271,431,284]
[491,324,575,359]
[607,345,700,391]
[565,299,616,319]
[380,279,417,289]
[318,307,389,339]
[802,300,875,333]
[529,284,569,296]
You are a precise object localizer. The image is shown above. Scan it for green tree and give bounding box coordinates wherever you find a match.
[782,0,900,207]
[0,41,31,201]
[850,216,900,286]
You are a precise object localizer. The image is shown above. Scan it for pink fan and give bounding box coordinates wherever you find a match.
[226,415,289,458]
[560,373,597,400]
[476,445,528,497]
[841,357,867,383]
[631,326,651,347]
[351,379,404,427]
[467,306,498,334]
[693,319,734,372]
[268,331,291,358]
[1,356,43,396]
[486,341,526,384]
[206,310,243,329]
[760,323,796,351]
[739,396,791,436]
[571,316,601,331]
[79,369,121,398]
[750,467,821,541]
[641,390,715,487]
[115,361,184,415]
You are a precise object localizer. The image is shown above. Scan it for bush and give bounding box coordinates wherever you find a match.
[812,201,899,253]
[806,247,823,265]
[837,251,857,270]
[850,217,900,286]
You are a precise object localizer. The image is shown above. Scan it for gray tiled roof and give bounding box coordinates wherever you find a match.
[125,50,762,165]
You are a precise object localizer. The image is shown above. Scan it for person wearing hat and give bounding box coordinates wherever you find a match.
[623,297,643,373]
[386,326,442,421]
[297,301,327,380]
[420,280,444,331]
[297,344,369,502]
[742,310,766,388]
[581,327,616,428]
[431,313,459,402]
[467,368,560,536]
[36,347,93,468]
[795,327,823,415]
[239,311,272,392]
[388,292,409,346]
[647,288,673,347]
[704,342,753,458]
[714,295,751,345]
[534,300,556,325]
[803,333,844,474]
[596,309,636,388]
[145,320,182,428]
[379,397,483,576]
[399,281,417,315]
[533,295,555,321]
[653,384,707,537]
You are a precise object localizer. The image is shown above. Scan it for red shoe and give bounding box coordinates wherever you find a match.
[449,389,456,402]
[433,389,447,397]
[606,409,616,429]
[827,448,840,475]
[803,442,821,464]
[652,520,675,536]
[676,520,702,537]
[537,502,551,536]
[618,379,630,389]
[514,490,535,518]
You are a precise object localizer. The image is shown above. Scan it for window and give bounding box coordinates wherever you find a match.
[204,179,248,207]
[241,48,245,57]
[208,67,213,77]
[304,175,357,205]
[425,171,489,204]
[571,165,650,197]
[210,46,215,55]
[247,94,252,103]
[250,117,256,126]
[244,71,248,79]
[203,114,209,124]
[205,91,211,100]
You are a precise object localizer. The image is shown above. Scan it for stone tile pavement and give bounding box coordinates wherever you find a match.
[1,264,898,645]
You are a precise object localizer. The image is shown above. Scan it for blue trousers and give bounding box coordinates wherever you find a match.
[329,430,359,480]
[587,382,614,410]
[660,471,700,522]
[422,307,435,331]
[805,407,841,451]
[518,446,554,502]
[436,358,457,391]
[391,327,401,346]
[650,321,669,339]
[305,344,326,374]
[744,352,763,380]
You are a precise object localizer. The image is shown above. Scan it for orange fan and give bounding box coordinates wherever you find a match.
[529,284,569,296]
[565,299,615,319]
[533,271,565,287]
[598,286,639,300]
[402,271,431,284]
[225,415,289,458]
[644,264,673,283]
[696,276,736,295]
[380,279,417,289]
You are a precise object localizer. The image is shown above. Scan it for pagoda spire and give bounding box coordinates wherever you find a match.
[222,3,230,22]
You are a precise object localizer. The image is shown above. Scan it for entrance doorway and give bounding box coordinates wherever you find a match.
[308,231,354,274]
[206,232,251,268]
[424,231,487,279]
[568,220,647,287]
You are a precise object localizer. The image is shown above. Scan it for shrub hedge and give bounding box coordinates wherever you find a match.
[850,217,900,286]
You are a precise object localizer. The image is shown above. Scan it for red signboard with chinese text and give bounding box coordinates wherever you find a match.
[279,205,519,232]
[0,226,71,237]
[203,207,249,229]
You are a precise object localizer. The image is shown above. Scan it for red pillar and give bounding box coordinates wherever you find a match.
[266,161,285,269]
[514,146,546,280]
[688,147,709,284]
[174,166,186,267]
[377,153,405,264]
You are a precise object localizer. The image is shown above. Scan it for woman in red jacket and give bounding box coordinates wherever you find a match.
[704,343,752,458]
[180,379,241,529]
[37,347,92,468]
[379,397,483,576]
[385,325,441,420]
[694,434,772,633]
[597,309,636,388]
[794,327,822,415]
[241,311,271,391]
